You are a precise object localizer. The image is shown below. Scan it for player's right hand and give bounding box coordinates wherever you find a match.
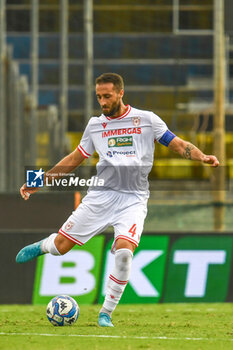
[20,183,39,200]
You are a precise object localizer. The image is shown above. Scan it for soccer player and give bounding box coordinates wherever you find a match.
[16,73,219,327]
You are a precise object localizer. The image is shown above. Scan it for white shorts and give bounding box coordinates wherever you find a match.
[59,190,148,252]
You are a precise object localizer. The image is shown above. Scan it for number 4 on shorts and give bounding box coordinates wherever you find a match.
[129,224,137,237]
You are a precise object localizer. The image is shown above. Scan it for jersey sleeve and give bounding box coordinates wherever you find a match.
[77,120,95,158]
[151,112,176,147]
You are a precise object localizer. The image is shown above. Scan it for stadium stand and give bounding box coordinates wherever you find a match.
[4,0,233,176]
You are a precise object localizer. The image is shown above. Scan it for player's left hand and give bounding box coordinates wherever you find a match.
[202,155,219,167]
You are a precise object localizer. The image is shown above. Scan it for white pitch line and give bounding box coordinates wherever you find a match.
[0,332,232,342]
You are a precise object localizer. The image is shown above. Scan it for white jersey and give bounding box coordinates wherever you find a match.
[77,105,173,194]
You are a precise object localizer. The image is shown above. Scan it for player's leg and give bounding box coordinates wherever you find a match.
[98,239,135,327]
[98,193,148,327]
[16,233,75,263]
[16,191,113,264]
[42,233,75,255]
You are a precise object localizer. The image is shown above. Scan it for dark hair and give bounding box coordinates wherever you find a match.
[95,73,124,92]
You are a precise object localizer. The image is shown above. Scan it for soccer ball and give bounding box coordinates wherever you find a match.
[46,295,79,326]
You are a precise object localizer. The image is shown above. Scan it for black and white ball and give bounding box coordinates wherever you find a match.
[46,295,79,326]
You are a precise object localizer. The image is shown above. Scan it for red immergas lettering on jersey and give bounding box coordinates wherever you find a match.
[102,127,141,138]
[102,131,110,137]
[129,224,137,237]
[132,127,141,134]
[111,129,118,136]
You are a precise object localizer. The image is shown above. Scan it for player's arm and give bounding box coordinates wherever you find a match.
[20,148,86,200]
[45,147,86,180]
[168,136,219,167]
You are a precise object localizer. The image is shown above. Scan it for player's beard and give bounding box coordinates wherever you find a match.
[103,101,121,117]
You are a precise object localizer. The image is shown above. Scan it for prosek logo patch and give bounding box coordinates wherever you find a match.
[108,136,133,148]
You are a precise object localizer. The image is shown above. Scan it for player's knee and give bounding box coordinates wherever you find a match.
[115,238,136,252]
[55,245,66,255]
[115,248,133,272]
[55,234,75,255]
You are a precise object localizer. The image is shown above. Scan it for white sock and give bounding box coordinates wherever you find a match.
[100,248,133,316]
[41,233,61,256]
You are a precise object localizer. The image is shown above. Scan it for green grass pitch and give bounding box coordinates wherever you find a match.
[0,304,232,350]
